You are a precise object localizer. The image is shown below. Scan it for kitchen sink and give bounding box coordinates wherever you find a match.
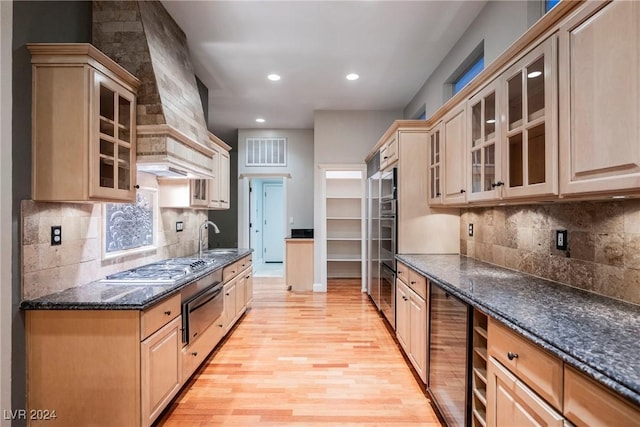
[201,248,239,255]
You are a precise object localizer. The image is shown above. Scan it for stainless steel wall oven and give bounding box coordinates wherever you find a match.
[379,167,397,327]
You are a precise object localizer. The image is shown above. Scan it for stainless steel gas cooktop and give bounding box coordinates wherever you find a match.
[100,258,214,285]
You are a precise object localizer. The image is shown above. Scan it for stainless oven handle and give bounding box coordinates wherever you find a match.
[381,263,395,275]
[189,286,222,313]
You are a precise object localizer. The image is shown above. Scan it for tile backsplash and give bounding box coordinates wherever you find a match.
[21,200,208,300]
[461,200,640,305]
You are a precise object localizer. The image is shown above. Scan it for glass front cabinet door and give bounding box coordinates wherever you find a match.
[427,123,443,206]
[467,79,501,202]
[92,70,137,201]
[501,36,558,199]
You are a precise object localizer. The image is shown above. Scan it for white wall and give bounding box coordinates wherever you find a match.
[404,0,543,119]
[313,110,401,289]
[237,129,314,246]
[0,1,11,422]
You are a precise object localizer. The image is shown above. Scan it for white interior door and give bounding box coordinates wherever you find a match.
[249,179,264,263]
[263,183,284,262]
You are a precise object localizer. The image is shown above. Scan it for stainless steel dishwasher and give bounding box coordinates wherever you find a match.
[428,282,471,427]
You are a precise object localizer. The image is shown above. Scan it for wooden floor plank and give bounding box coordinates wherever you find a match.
[156,277,441,426]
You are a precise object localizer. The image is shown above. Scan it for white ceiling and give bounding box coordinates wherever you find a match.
[161,1,488,139]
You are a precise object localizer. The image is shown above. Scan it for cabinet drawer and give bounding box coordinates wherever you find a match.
[141,294,181,340]
[407,270,427,300]
[237,255,252,272]
[223,261,239,281]
[397,262,410,285]
[182,314,225,382]
[564,366,640,427]
[488,318,563,410]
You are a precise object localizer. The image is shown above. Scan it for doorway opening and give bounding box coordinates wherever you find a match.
[249,177,284,277]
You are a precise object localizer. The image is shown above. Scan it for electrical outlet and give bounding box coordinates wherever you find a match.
[468,223,474,237]
[556,230,568,250]
[176,221,184,232]
[51,225,62,246]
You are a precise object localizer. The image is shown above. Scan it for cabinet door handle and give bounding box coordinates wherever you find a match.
[460,189,466,194]
[218,324,224,328]
[164,310,171,316]
[507,352,519,360]
[402,296,408,301]
[191,352,198,357]
[398,271,403,275]
[491,181,505,188]
[436,192,441,197]
[410,281,416,285]
[226,293,230,296]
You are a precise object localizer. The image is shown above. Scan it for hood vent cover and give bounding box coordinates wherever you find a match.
[93,1,215,178]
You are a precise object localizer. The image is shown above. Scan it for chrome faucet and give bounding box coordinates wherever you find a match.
[199,220,220,257]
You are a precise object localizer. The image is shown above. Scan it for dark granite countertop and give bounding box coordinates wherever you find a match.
[397,254,640,407]
[20,249,252,311]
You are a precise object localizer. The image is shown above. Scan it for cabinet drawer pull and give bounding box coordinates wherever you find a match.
[402,296,408,301]
[507,351,519,360]
[218,324,224,328]
[191,352,198,357]
[226,293,230,296]
[164,310,171,316]
[410,281,416,285]
[398,271,403,275]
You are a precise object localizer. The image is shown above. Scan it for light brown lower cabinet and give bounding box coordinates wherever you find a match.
[395,276,427,383]
[487,357,565,427]
[26,257,254,427]
[486,318,640,427]
[141,316,183,425]
[182,315,225,382]
[564,366,640,427]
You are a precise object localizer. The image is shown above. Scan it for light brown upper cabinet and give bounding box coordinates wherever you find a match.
[442,104,467,205]
[380,132,399,171]
[559,0,640,196]
[427,123,443,206]
[29,44,140,202]
[208,132,231,209]
[219,150,231,209]
[501,36,558,200]
[467,79,502,202]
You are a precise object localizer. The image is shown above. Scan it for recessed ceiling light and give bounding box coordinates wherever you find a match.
[256,118,265,123]
[267,74,281,81]
[527,70,542,78]
[346,73,359,81]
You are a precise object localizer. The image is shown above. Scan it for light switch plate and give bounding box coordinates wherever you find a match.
[468,223,474,237]
[176,221,184,232]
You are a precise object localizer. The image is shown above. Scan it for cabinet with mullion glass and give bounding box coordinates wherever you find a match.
[94,74,136,199]
[468,79,501,202]
[502,36,558,199]
[427,123,443,206]
[29,44,139,203]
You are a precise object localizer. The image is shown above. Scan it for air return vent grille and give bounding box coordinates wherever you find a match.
[246,137,287,166]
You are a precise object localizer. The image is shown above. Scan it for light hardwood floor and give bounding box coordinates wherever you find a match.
[156,277,441,426]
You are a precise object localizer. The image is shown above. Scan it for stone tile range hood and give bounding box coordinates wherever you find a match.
[93,1,215,178]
